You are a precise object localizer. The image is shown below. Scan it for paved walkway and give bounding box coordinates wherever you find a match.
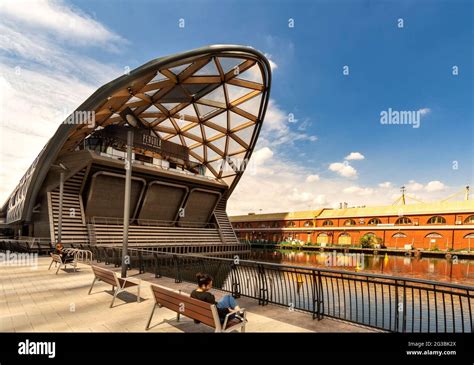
[0,257,378,333]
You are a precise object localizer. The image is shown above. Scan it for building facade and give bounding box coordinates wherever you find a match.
[230,201,474,250]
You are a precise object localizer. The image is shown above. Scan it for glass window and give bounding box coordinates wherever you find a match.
[395,217,412,225]
[427,216,446,224]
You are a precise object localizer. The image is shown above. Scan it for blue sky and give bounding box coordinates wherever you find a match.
[0,0,472,213]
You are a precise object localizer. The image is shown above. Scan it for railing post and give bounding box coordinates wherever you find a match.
[395,279,399,332]
[138,250,144,274]
[257,264,268,306]
[153,253,161,278]
[173,255,182,283]
[312,270,319,320]
[231,263,241,298]
[402,280,407,333]
[317,270,324,320]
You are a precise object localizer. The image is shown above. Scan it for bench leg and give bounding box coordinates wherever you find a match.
[56,264,61,275]
[110,288,120,308]
[176,313,180,322]
[48,260,54,270]
[137,283,141,303]
[88,278,96,295]
[145,303,157,330]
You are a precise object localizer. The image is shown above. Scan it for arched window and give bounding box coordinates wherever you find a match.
[395,217,412,225]
[368,218,381,225]
[304,220,314,227]
[427,216,446,224]
[285,221,296,228]
[322,220,333,226]
[464,233,474,239]
[425,232,443,238]
[464,216,474,224]
[344,219,356,226]
[392,232,407,238]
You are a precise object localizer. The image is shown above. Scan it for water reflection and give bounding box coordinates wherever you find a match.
[249,249,474,286]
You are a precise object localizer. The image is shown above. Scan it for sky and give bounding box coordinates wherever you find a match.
[0,0,472,215]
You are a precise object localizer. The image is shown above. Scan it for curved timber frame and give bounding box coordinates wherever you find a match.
[2,45,272,224]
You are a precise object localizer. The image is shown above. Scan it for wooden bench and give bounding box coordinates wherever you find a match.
[88,265,141,308]
[48,253,77,274]
[146,284,247,333]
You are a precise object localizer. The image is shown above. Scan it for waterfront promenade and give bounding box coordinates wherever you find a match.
[0,257,376,333]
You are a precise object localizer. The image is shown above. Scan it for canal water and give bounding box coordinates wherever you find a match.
[248,248,474,287]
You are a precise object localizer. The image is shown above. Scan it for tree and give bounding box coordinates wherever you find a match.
[359,233,382,248]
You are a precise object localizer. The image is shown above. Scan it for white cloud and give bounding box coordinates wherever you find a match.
[406,180,424,192]
[229,152,460,215]
[0,1,125,204]
[418,108,430,115]
[0,0,125,49]
[379,181,392,188]
[345,152,365,160]
[259,100,317,146]
[252,147,274,165]
[425,180,446,192]
[329,162,357,178]
[264,53,278,71]
[305,174,320,183]
[343,186,374,196]
[313,194,327,206]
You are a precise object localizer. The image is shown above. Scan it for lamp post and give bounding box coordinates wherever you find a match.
[121,129,133,278]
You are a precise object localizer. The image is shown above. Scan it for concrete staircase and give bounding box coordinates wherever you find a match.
[48,168,88,245]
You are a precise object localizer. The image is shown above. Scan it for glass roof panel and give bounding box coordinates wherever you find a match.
[237,93,262,116]
[218,57,245,74]
[207,111,227,129]
[226,84,250,103]
[169,62,192,75]
[210,136,226,152]
[236,64,263,83]
[228,137,245,154]
[229,111,250,130]
[194,59,219,76]
[203,125,221,139]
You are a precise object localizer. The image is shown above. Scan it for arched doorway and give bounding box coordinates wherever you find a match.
[425,232,443,249]
[338,233,351,245]
[317,233,329,244]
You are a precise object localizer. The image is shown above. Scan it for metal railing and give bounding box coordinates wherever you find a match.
[87,246,474,333]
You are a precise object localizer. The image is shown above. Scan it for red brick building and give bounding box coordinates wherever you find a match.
[230,200,474,250]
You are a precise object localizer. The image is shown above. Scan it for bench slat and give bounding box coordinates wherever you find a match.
[153,292,215,319]
[151,286,212,310]
[150,285,217,327]
[155,297,215,327]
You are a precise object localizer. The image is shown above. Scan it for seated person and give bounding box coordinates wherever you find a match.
[190,273,244,325]
[54,243,74,263]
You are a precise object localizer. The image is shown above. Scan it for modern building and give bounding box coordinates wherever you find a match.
[230,198,474,250]
[0,45,271,255]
